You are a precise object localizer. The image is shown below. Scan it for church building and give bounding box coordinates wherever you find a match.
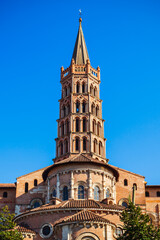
[0,18,160,240]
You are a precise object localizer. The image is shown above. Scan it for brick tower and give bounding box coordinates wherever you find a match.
[55,18,106,163]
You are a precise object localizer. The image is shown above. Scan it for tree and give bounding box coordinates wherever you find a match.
[117,200,160,240]
[0,206,23,240]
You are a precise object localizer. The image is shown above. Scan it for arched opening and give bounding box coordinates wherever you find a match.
[60,142,63,155]
[66,120,69,134]
[97,122,100,136]
[90,85,93,95]
[52,189,56,198]
[76,82,80,93]
[25,182,28,193]
[133,183,137,190]
[83,137,87,151]
[93,120,96,133]
[96,105,99,117]
[61,122,64,136]
[63,186,68,200]
[124,179,128,186]
[157,191,160,197]
[34,179,38,187]
[65,139,68,153]
[78,185,84,199]
[65,87,67,97]
[67,104,70,115]
[94,186,100,200]
[63,106,66,117]
[82,82,85,93]
[76,118,80,132]
[122,201,128,208]
[3,192,7,198]
[94,87,97,97]
[75,137,80,151]
[145,191,149,197]
[93,139,97,153]
[76,101,80,113]
[82,101,86,113]
[83,118,87,132]
[99,141,102,155]
[91,104,95,114]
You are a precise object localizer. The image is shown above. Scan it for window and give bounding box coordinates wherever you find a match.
[99,141,102,155]
[145,191,149,197]
[90,85,93,95]
[52,189,56,198]
[66,120,69,134]
[94,139,97,153]
[40,224,53,239]
[82,101,86,113]
[63,106,66,117]
[94,87,97,97]
[65,140,68,153]
[25,182,28,193]
[93,120,96,133]
[76,102,80,113]
[31,199,43,209]
[124,179,128,186]
[94,186,100,200]
[67,104,70,115]
[91,104,95,114]
[83,138,87,151]
[75,137,80,151]
[106,189,110,198]
[3,192,7,198]
[157,191,160,197]
[133,183,137,190]
[60,142,63,155]
[97,122,100,136]
[63,186,68,200]
[96,106,99,117]
[34,179,38,186]
[76,118,79,132]
[115,228,123,237]
[83,118,86,132]
[65,87,67,97]
[61,122,64,136]
[82,82,85,93]
[78,185,84,199]
[76,83,80,93]
[122,201,128,208]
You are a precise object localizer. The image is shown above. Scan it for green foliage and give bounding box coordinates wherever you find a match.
[117,200,160,240]
[0,206,23,240]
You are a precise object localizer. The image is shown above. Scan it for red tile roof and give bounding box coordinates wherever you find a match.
[0,183,16,188]
[15,225,36,234]
[54,209,113,226]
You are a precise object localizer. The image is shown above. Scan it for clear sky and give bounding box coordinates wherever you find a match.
[0,0,160,184]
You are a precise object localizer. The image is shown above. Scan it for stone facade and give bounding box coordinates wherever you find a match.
[1,18,160,240]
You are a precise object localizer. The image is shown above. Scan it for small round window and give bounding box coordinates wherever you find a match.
[40,223,53,238]
[115,227,123,237]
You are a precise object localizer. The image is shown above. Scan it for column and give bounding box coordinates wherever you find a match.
[88,170,92,199]
[57,173,60,199]
[70,171,74,199]
[47,178,50,203]
[102,173,105,199]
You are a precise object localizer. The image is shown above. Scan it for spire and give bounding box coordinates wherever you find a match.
[72,18,89,65]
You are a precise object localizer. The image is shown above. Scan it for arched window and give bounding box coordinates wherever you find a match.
[90,85,93,95]
[63,106,66,117]
[65,140,68,153]
[82,82,85,93]
[106,189,110,198]
[93,139,97,153]
[96,105,99,117]
[63,186,68,200]
[31,199,43,209]
[133,183,137,190]
[157,191,160,197]
[66,120,69,134]
[61,122,64,136]
[75,137,80,151]
[3,192,7,198]
[65,87,67,97]
[91,104,95,114]
[93,120,96,133]
[83,138,87,151]
[124,179,128,186]
[67,104,70,115]
[82,101,86,113]
[122,201,128,208]
[33,201,40,208]
[97,122,100,136]
[78,185,84,199]
[83,118,87,132]
[94,186,100,200]
[34,179,38,186]
[99,141,102,155]
[76,101,80,113]
[25,182,28,193]
[52,189,56,198]
[94,87,97,97]
[76,82,80,93]
[60,142,63,155]
[145,191,149,197]
[76,118,80,132]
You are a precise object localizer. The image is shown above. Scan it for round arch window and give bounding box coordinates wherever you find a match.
[30,199,43,209]
[40,223,53,238]
[122,201,128,208]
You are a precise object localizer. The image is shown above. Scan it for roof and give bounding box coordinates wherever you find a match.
[146,185,160,188]
[15,225,36,235]
[54,209,113,226]
[17,165,49,179]
[110,164,145,178]
[43,154,119,181]
[72,18,89,65]
[0,183,16,188]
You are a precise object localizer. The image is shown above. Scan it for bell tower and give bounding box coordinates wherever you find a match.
[55,18,107,163]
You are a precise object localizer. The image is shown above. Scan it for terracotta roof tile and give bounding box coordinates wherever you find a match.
[54,209,112,226]
[15,225,36,234]
[0,183,16,188]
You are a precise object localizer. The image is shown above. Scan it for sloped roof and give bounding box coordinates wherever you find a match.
[43,154,119,181]
[0,183,16,188]
[71,18,89,65]
[54,209,113,226]
[16,225,36,235]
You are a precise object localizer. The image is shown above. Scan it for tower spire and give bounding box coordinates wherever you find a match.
[72,18,89,65]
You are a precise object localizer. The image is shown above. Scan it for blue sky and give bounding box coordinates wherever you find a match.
[0,0,160,184]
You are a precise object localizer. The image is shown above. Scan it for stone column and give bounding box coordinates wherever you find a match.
[47,178,50,203]
[88,170,92,199]
[70,171,74,199]
[57,173,60,199]
[102,173,105,199]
